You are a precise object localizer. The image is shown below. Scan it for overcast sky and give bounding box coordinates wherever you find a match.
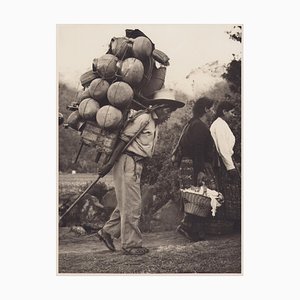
[57,24,242,88]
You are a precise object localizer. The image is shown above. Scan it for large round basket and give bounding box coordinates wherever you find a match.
[180,190,211,217]
[110,37,132,59]
[78,98,100,120]
[132,36,153,59]
[66,110,85,131]
[93,54,118,80]
[96,105,123,129]
[77,89,91,103]
[141,66,166,97]
[107,81,133,108]
[120,57,144,86]
[89,78,109,102]
[80,70,98,88]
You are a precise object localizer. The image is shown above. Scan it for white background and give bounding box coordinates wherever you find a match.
[1,0,299,299]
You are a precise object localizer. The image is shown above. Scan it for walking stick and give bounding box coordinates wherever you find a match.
[59,112,154,222]
[59,175,102,222]
[73,142,84,164]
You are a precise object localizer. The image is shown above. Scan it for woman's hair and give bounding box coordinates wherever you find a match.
[192,97,214,118]
[215,100,235,118]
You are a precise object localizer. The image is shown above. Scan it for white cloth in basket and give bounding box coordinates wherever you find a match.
[180,186,224,217]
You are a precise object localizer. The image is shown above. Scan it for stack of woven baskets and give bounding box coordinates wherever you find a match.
[65,29,170,166]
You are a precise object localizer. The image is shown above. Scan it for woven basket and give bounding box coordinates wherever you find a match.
[180,190,211,217]
[80,70,98,88]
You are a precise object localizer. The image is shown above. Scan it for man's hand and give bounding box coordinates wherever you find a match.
[196,171,206,186]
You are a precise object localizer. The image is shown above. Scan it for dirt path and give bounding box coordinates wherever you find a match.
[58,228,241,274]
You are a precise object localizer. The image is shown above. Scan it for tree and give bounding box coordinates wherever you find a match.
[226,25,242,43]
[222,59,241,94]
[220,26,242,163]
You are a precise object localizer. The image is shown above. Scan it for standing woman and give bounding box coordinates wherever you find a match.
[176,97,216,241]
[210,101,241,223]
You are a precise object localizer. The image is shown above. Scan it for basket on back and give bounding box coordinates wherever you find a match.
[64,28,171,168]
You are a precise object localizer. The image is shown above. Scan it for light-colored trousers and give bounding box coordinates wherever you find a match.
[103,154,143,250]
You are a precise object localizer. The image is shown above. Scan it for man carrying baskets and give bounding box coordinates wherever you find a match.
[97,89,185,255]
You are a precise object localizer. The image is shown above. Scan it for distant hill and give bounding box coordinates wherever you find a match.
[166,60,227,99]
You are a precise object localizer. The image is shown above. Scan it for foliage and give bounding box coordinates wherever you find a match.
[220,31,242,164]
[87,181,111,199]
[59,179,110,228]
[222,59,241,94]
[226,25,242,43]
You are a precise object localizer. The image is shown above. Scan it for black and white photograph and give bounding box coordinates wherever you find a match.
[57,24,242,274]
[2,0,300,298]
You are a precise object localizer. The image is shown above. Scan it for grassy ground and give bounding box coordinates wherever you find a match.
[59,173,114,193]
[58,174,241,274]
[58,228,241,274]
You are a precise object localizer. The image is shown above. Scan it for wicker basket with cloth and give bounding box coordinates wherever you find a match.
[180,186,224,218]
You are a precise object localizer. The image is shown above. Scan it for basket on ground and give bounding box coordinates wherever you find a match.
[180,190,211,217]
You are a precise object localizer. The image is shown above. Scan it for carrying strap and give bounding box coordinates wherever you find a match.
[121,104,165,130]
[171,121,191,156]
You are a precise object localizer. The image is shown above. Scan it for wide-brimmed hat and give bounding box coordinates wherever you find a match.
[143,89,185,108]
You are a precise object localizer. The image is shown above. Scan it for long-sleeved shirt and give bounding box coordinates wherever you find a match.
[120,110,158,158]
[210,117,235,170]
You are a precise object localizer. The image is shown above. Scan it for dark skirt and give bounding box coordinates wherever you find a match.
[178,158,194,188]
[214,162,241,221]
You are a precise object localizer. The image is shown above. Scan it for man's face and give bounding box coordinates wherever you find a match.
[155,106,174,124]
[206,105,216,122]
[223,108,235,121]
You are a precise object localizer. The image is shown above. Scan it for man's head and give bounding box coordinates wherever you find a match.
[215,100,236,122]
[192,97,215,122]
[144,89,185,124]
[154,105,175,124]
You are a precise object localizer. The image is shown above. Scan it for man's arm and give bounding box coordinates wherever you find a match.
[98,114,151,177]
[98,139,127,177]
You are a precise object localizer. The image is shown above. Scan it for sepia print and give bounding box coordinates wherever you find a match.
[57,24,242,274]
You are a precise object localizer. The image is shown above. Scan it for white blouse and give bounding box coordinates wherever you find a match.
[210,117,235,170]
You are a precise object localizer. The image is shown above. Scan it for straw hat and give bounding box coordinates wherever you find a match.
[143,89,185,108]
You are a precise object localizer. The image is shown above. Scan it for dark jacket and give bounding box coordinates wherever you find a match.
[180,118,215,178]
